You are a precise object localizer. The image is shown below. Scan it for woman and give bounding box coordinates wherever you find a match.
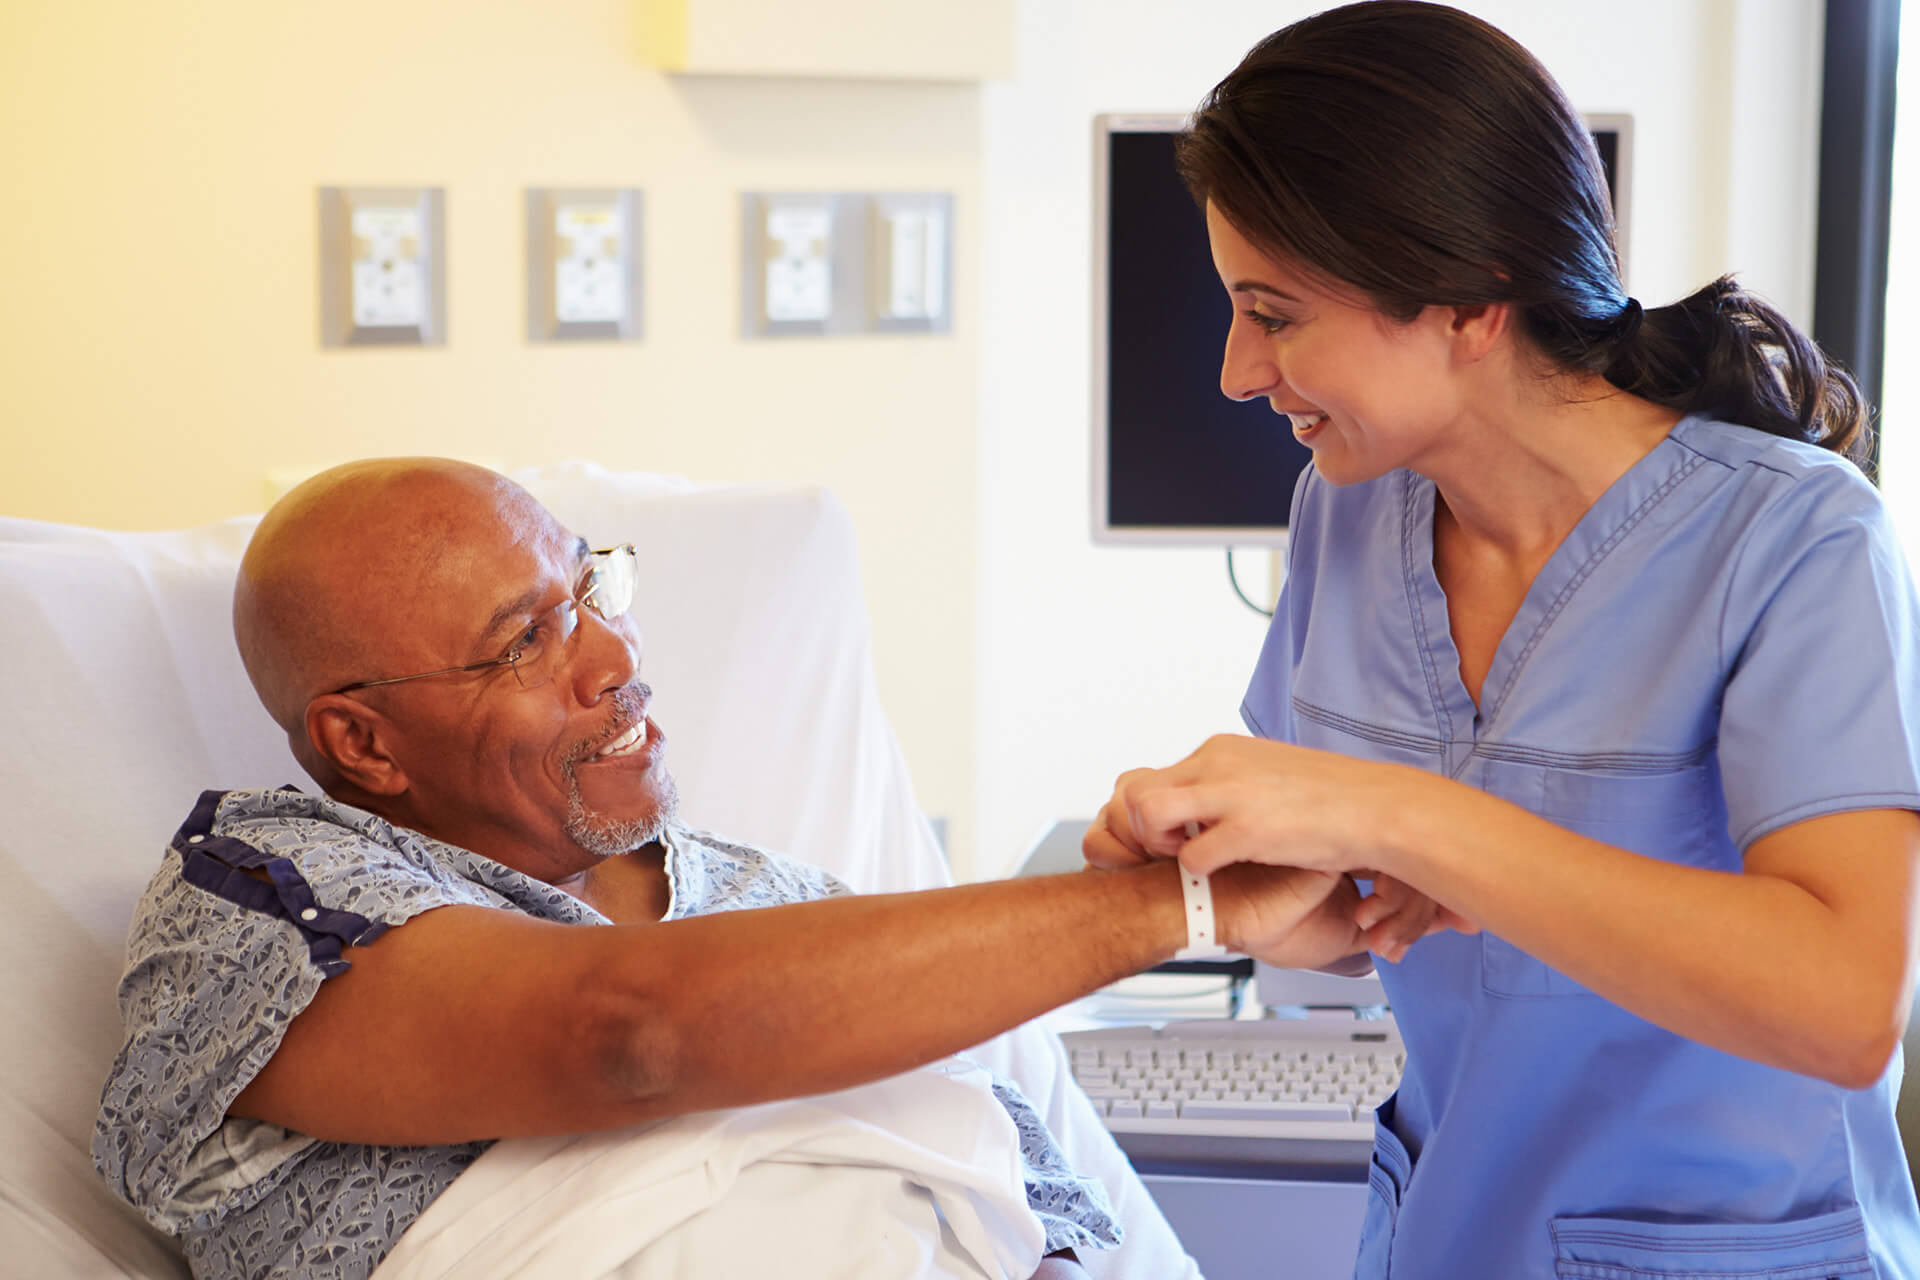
[1086,4,1920,1277]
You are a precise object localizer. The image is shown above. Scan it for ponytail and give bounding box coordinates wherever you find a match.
[1527,277,1870,463]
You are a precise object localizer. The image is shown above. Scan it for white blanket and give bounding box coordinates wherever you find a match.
[370,1060,1049,1280]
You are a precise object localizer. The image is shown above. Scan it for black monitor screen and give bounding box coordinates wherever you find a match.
[1101,128,1310,541]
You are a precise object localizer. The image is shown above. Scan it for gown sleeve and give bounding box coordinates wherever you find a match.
[92,792,501,1234]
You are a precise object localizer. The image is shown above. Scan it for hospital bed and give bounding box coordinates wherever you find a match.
[0,463,1195,1278]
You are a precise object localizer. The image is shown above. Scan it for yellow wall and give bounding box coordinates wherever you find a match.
[0,0,981,869]
[646,0,1015,80]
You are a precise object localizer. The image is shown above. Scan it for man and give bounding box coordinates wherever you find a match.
[93,458,1361,1279]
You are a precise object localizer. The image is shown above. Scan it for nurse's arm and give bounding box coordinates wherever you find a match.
[1383,794,1919,1089]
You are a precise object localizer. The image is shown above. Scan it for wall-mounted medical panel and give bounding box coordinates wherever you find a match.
[318,186,446,348]
[742,191,953,339]
[868,193,952,336]
[526,188,644,343]
[741,192,867,338]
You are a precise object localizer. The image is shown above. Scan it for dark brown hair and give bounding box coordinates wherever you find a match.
[1176,1,1867,460]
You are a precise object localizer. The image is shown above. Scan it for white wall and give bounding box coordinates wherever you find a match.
[973,0,1826,877]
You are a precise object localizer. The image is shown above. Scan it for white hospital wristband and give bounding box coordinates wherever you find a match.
[1173,867,1228,960]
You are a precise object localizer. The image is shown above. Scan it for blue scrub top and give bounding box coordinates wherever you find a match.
[1243,416,1920,1279]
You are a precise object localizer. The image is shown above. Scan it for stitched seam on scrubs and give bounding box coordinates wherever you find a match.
[1709,453,1781,679]
[1293,697,1442,753]
[1552,1265,1867,1280]
[1733,789,1920,851]
[1482,455,1706,731]
[1400,472,1457,747]
[1471,740,1714,772]
[1552,1221,1868,1250]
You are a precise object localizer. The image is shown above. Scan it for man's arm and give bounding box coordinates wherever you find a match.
[230,860,1333,1145]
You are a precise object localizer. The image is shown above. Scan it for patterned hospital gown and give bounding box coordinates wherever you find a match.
[94,787,1120,1279]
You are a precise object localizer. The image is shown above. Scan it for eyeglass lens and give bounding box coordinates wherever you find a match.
[507,545,638,689]
[583,544,638,620]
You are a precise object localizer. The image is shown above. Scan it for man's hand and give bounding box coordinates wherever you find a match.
[1353,872,1478,963]
[1209,862,1363,969]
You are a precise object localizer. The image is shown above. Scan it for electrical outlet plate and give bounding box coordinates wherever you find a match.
[318,186,446,347]
[526,188,643,342]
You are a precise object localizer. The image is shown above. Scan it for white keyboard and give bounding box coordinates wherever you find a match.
[1060,1019,1399,1171]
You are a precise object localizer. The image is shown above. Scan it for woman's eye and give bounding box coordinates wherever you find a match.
[1243,309,1290,335]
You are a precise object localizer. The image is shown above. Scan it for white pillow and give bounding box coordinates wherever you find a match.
[0,513,275,1276]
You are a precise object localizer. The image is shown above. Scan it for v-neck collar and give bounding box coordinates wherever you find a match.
[1399,416,1709,774]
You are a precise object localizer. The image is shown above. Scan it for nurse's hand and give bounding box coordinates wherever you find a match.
[1088,768,1465,963]
[1115,734,1420,874]
[1083,769,1163,869]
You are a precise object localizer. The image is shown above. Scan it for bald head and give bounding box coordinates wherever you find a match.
[234,458,550,747]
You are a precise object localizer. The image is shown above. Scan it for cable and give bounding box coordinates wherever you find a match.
[1226,547,1275,617]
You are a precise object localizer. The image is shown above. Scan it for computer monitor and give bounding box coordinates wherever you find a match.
[1090,111,1633,546]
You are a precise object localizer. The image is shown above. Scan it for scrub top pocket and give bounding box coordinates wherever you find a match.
[1479,760,1723,999]
[1537,762,1727,871]
[1549,1206,1874,1279]
[1354,1103,1412,1279]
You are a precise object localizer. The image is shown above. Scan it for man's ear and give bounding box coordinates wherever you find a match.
[1448,300,1511,364]
[305,696,409,796]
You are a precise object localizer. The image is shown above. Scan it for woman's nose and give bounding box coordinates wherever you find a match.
[1220,324,1281,402]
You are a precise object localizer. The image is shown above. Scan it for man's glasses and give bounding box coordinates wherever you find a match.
[331,545,638,695]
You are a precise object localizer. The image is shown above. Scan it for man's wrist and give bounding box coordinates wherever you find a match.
[1126,858,1190,963]
[1203,862,1254,955]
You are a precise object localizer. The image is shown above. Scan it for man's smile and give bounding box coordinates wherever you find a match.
[592,718,651,761]
[581,716,662,770]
